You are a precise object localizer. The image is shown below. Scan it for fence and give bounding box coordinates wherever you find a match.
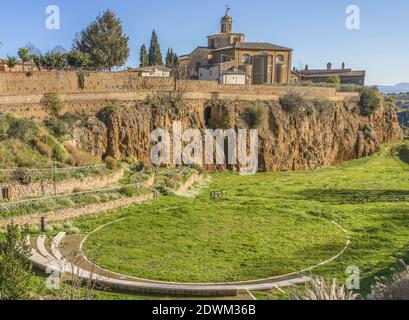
[341,194,409,204]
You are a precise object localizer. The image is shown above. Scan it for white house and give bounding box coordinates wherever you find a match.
[133,65,171,78]
[199,64,246,85]
[221,67,246,85]
[198,65,220,81]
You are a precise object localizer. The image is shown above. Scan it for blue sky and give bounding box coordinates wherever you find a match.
[0,0,408,85]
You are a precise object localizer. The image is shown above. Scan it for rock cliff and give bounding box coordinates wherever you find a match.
[71,95,401,172]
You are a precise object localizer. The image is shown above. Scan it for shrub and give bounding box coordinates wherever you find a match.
[0,113,15,135]
[358,87,382,116]
[368,261,409,300]
[327,75,341,86]
[0,224,38,300]
[5,56,18,68]
[279,93,305,112]
[292,276,359,300]
[338,84,362,92]
[120,186,137,197]
[40,93,64,116]
[66,227,81,235]
[44,117,69,137]
[64,143,95,166]
[13,168,32,184]
[312,98,335,113]
[104,156,118,170]
[97,102,120,120]
[42,135,68,162]
[241,103,268,129]
[7,119,38,142]
[32,137,52,158]
[60,112,86,127]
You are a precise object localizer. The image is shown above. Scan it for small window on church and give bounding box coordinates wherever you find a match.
[276,55,285,63]
[204,107,212,126]
[242,54,250,64]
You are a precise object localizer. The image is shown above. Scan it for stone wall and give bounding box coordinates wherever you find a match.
[0,71,348,119]
[0,71,337,96]
[0,169,125,202]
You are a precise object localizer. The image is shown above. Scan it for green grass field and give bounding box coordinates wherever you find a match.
[79,141,409,295]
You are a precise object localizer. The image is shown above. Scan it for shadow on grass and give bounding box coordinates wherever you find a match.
[398,144,409,165]
[296,188,409,203]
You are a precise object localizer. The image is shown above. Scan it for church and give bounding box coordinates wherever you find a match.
[179,9,293,85]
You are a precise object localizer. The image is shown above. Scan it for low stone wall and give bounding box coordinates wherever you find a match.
[0,169,125,202]
[0,193,154,227]
[175,174,203,195]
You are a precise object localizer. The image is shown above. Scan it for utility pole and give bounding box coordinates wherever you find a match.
[52,160,57,196]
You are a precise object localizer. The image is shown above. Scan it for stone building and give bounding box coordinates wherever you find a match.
[130,65,171,78]
[293,63,366,85]
[179,10,293,85]
[0,59,39,72]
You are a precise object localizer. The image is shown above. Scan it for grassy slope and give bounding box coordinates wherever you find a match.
[80,141,409,296]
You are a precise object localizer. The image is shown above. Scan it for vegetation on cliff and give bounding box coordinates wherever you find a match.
[0,112,99,169]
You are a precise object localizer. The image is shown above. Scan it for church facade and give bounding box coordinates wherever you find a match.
[179,11,293,85]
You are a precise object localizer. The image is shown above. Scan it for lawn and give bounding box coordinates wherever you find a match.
[79,141,409,294]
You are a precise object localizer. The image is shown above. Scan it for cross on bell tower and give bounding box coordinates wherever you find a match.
[220,5,233,33]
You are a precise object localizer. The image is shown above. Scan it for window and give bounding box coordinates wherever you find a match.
[242,54,251,64]
[204,107,212,126]
[276,55,285,63]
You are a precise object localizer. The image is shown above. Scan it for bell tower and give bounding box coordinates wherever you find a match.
[220,6,233,33]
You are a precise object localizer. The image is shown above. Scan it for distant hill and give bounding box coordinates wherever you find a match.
[377,83,409,94]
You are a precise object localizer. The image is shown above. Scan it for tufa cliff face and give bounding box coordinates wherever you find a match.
[71,95,401,172]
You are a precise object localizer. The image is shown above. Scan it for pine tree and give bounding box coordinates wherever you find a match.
[73,9,130,71]
[139,44,148,67]
[148,30,163,66]
[165,48,179,69]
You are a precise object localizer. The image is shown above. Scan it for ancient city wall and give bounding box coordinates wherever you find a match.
[0,71,351,118]
[0,71,337,96]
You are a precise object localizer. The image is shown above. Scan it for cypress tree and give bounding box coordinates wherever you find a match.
[139,44,148,67]
[165,48,179,69]
[148,30,163,66]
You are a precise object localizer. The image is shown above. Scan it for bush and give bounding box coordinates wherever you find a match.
[44,117,69,137]
[41,135,68,162]
[40,93,64,116]
[32,137,52,158]
[7,119,38,142]
[241,103,268,129]
[292,276,359,300]
[338,84,362,92]
[104,156,117,170]
[60,112,86,127]
[358,87,382,116]
[327,75,341,86]
[0,224,38,300]
[279,93,305,112]
[64,143,95,166]
[13,168,33,184]
[120,186,137,197]
[312,98,335,113]
[369,261,409,300]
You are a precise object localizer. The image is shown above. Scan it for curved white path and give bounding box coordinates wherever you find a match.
[28,218,350,296]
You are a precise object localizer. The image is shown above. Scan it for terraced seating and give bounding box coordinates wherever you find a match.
[28,233,309,297]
